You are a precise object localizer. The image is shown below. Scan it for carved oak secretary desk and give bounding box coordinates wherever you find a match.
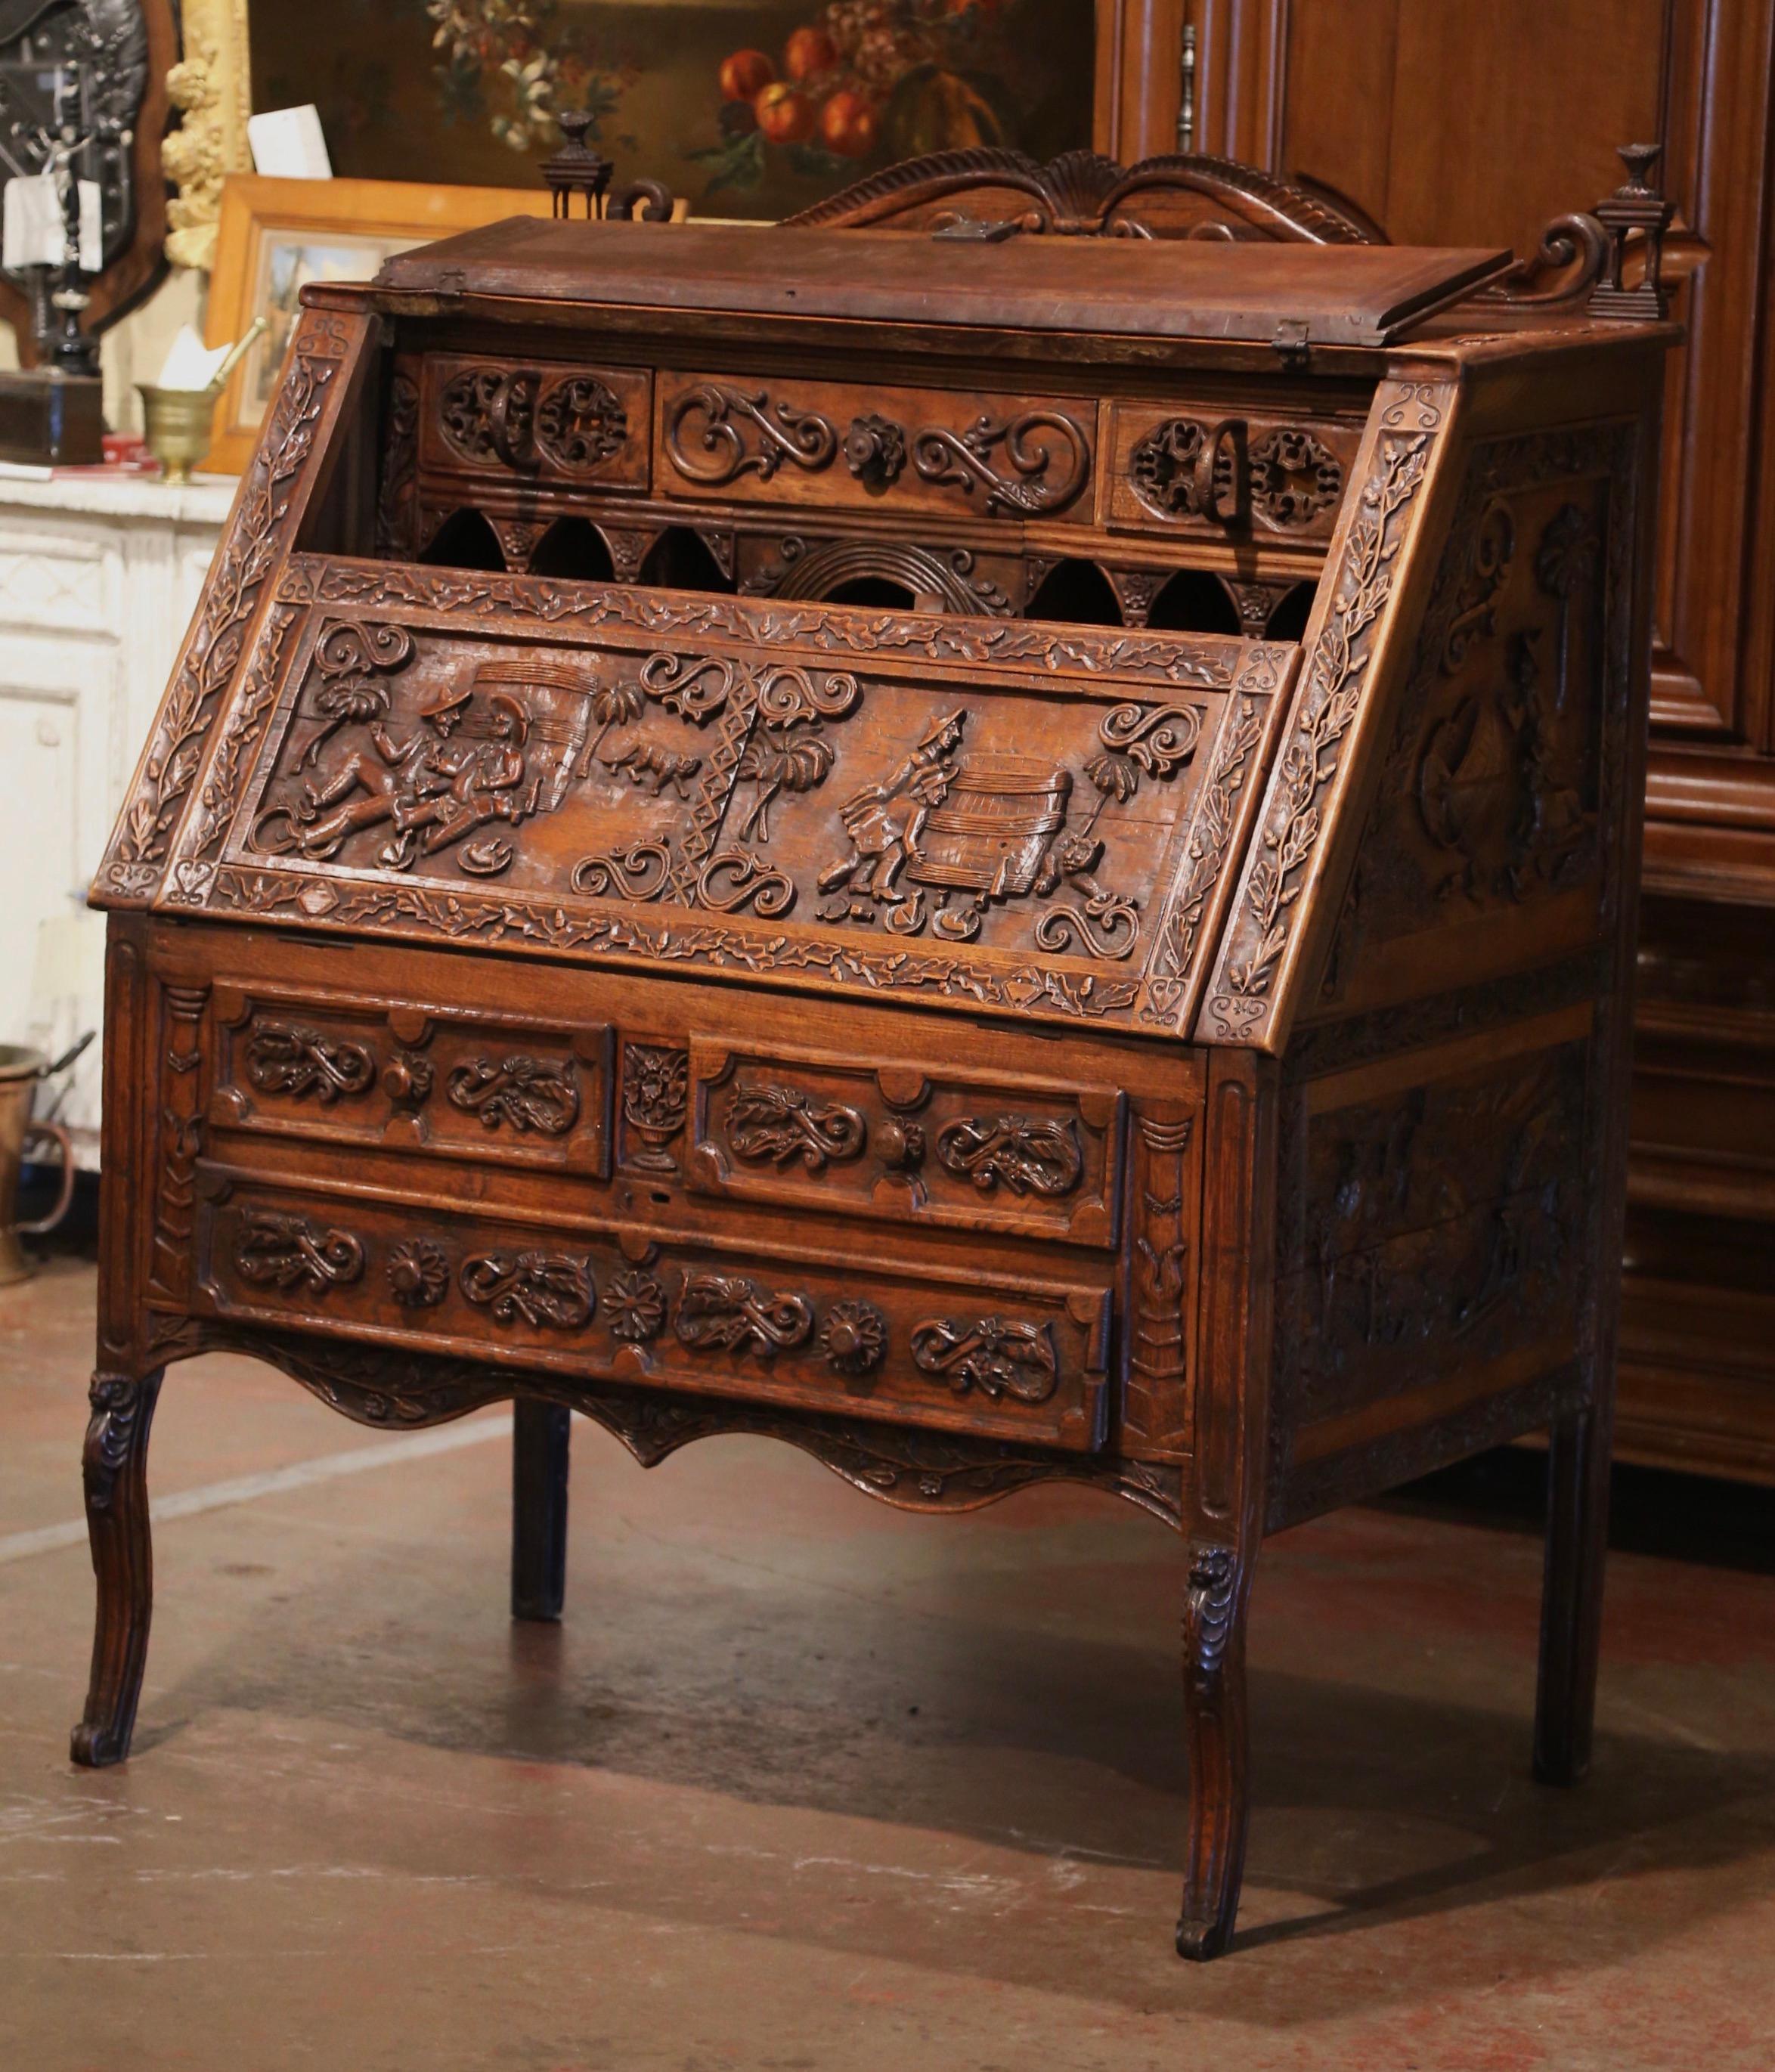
[77,150,1674,1959]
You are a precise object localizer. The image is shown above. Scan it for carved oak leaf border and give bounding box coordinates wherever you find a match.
[1202,382,1454,1047]
[98,314,362,903]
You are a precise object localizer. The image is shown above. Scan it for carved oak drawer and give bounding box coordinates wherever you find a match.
[190,1175,1113,1450]
[416,353,652,491]
[209,985,613,1177]
[687,1036,1123,1248]
[654,370,1094,524]
[1105,401,1361,540]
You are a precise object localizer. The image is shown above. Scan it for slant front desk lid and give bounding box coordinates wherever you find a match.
[372,218,1511,347]
[141,562,1299,1038]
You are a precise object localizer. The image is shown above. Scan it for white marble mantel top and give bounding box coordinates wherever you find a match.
[0,468,240,524]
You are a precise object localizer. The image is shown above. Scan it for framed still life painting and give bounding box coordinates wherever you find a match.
[249,0,1098,222]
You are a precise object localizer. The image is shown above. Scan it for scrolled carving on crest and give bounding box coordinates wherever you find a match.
[910,1317,1060,1404]
[911,409,1090,517]
[934,1115,1083,1197]
[445,1055,581,1136]
[726,1082,869,1172]
[234,1209,366,1296]
[696,851,797,917]
[243,1021,376,1104]
[666,382,838,485]
[674,1271,814,1359]
[460,1251,594,1330]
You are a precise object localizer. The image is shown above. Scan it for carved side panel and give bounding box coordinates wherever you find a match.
[1313,423,1637,1020]
[94,309,373,908]
[207,990,613,1176]
[1272,1024,1591,1491]
[686,1038,1129,1247]
[191,1177,1113,1451]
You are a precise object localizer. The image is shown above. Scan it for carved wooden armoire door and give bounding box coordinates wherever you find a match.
[1093,0,1775,1484]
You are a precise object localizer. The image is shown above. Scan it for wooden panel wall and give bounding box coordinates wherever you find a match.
[1102,0,1775,1484]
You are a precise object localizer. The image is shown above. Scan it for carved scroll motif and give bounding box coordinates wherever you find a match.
[234,1209,366,1296]
[460,1251,595,1330]
[243,1021,376,1104]
[726,1082,869,1172]
[934,1116,1082,1197]
[666,383,838,485]
[910,1317,1060,1402]
[911,409,1090,517]
[674,1271,814,1359]
[445,1056,581,1135]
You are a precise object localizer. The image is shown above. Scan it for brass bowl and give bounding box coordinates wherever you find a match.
[136,382,216,485]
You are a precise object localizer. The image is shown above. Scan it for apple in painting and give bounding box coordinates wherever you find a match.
[784,26,838,79]
[755,81,817,143]
[719,48,776,101]
[819,88,879,157]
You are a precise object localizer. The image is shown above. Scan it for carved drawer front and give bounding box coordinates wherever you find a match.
[191,1177,1112,1451]
[209,987,612,1176]
[417,354,652,490]
[687,1039,1124,1249]
[654,370,1094,525]
[1105,403,1361,540]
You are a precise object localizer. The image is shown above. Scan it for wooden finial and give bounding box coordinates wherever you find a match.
[543,110,613,220]
[1588,142,1676,321]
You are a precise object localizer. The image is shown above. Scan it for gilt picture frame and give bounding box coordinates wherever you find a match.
[203,173,556,475]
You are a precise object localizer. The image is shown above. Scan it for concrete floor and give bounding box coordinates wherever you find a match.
[2,1259,1773,2070]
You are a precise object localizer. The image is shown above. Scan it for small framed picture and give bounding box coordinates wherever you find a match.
[204,175,557,475]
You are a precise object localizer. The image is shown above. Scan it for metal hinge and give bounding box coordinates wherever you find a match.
[1271,319,1310,369]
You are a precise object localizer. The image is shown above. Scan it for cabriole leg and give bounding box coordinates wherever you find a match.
[1535,1402,1612,1786]
[1177,1538,1256,1961]
[511,1398,571,1622]
[70,1370,163,1768]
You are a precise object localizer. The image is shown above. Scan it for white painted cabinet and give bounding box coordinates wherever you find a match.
[1,472,236,1162]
